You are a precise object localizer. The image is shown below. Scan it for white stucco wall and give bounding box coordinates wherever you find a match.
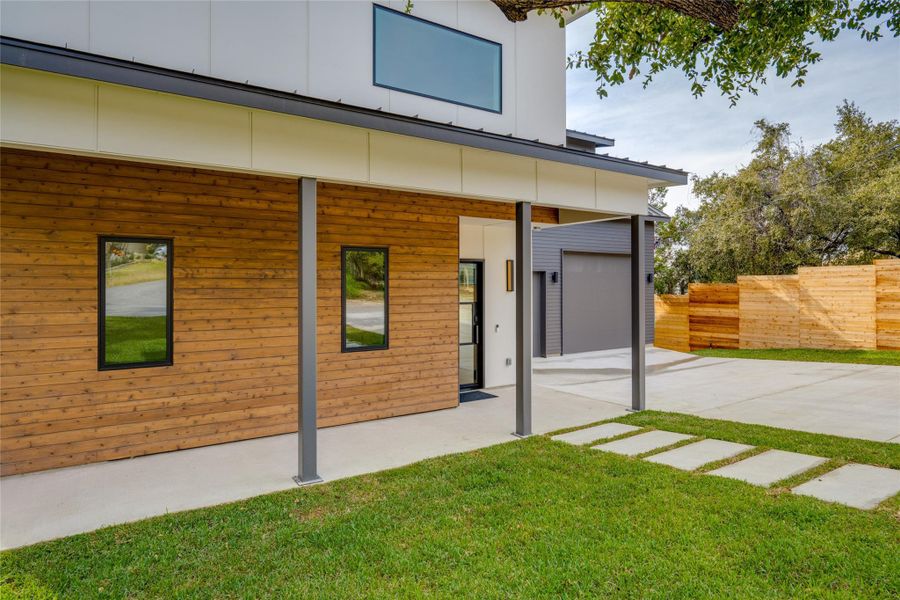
[459,220,518,389]
[0,0,567,145]
[0,65,653,213]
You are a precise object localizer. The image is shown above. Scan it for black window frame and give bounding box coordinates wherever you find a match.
[372,3,503,114]
[341,246,389,353]
[98,235,174,371]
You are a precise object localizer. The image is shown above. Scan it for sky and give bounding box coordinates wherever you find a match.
[565,12,900,210]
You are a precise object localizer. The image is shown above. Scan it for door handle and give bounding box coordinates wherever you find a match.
[474,325,480,345]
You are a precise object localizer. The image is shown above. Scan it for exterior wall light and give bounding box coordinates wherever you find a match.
[506,259,514,292]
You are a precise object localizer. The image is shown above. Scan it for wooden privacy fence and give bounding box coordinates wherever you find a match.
[654,259,900,352]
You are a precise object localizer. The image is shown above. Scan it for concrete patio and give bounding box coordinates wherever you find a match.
[0,384,626,550]
[536,347,900,443]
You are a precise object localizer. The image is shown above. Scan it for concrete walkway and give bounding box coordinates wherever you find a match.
[4,348,896,548]
[536,347,900,443]
[553,424,900,510]
[0,384,626,550]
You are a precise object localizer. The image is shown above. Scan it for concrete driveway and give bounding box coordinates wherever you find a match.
[105,280,166,316]
[535,347,900,443]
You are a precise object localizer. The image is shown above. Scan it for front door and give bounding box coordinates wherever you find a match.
[459,261,483,390]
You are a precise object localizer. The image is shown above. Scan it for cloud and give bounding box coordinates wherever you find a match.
[565,13,900,209]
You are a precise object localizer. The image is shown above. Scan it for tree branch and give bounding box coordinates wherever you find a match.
[490,0,740,30]
[863,246,900,259]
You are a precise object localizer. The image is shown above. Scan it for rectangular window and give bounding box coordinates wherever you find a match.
[98,237,173,370]
[373,4,502,113]
[342,247,388,352]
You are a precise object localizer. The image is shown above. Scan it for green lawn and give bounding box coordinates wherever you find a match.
[694,347,900,366]
[105,260,166,287]
[613,411,900,469]
[104,316,167,364]
[345,325,385,348]
[2,415,898,598]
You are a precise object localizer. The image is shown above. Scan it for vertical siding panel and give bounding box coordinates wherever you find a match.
[533,219,657,355]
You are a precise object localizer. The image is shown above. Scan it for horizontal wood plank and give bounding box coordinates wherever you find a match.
[1,149,559,475]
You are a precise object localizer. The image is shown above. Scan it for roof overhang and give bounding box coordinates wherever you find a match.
[0,37,687,186]
[566,129,615,149]
[647,205,671,221]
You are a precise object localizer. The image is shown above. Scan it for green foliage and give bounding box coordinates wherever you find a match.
[693,347,900,367]
[615,410,900,469]
[345,325,386,347]
[344,271,364,299]
[104,259,166,288]
[344,249,386,291]
[104,317,168,364]
[567,0,899,104]
[2,429,898,598]
[653,103,900,292]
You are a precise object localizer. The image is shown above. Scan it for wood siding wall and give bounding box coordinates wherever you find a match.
[654,260,900,352]
[798,265,877,350]
[653,294,690,353]
[0,149,558,476]
[687,283,740,350]
[738,276,800,349]
[876,260,900,350]
[315,183,556,427]
[1,149,301,476]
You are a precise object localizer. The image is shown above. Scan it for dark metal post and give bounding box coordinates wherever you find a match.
[294,178,322,485]
[515,202,533,436]
[630,214,646,411]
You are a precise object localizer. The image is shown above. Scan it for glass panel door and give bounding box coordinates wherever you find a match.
[459,261,482,390]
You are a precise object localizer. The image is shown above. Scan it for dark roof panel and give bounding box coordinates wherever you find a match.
[566,129,615,148]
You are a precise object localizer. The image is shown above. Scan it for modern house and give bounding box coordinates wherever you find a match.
[0,0,686,482]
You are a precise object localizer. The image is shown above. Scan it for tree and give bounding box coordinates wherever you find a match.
[490,0,899,104]
[652,103,899,293]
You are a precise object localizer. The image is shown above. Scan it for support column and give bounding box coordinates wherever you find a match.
[515,201,532,437]
[294,178,322,485]
[630,214,646,411]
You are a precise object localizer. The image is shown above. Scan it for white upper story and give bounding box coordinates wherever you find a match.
[1,0,567,145]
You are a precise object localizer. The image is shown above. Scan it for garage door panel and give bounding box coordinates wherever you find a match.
[562,252,631,353]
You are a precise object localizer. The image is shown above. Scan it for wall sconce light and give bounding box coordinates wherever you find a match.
[506,260,514,292]
[646,273,654,284]
[550,271,559,283]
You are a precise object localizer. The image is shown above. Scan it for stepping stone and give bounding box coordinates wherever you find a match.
[708,449,827,487]
[551,423,641,445]
[792,464,900,510]
[592,430,693,457]
[645,439,753,471]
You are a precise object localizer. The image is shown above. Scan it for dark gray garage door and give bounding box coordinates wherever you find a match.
[562,252,631,354]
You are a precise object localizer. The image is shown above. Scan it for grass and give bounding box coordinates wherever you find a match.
[105,260,166,287]
[693,347,900,366]
[613,411,900,469]
[345,325,385,348]
[104,317,167,364]
[2,417,898,599]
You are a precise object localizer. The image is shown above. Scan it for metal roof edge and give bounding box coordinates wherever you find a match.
[647,205,671,220]
[1,36,688,185]
[565,129,615,148]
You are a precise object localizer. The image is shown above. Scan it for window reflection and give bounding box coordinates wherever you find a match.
[100,238,171,368]
[342,248,388,351]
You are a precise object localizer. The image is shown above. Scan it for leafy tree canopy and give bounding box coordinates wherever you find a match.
[653,102,899,294]
[489,0,899,105]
